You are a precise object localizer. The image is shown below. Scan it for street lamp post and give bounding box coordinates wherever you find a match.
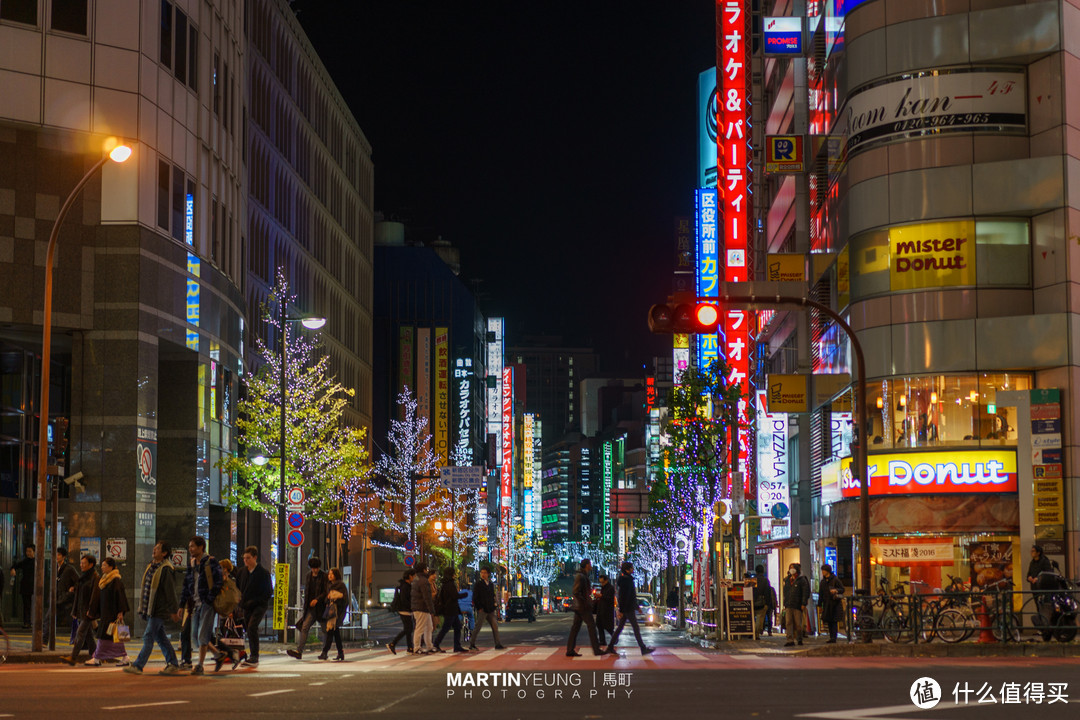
[32,142,132,653]
[275,296,325,642]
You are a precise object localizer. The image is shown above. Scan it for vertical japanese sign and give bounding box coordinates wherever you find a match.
[434,327,449,467]
[273,562,290,630]
[500,366,514,563]
[454,358,473,464]
[417,328,431,442]
[184,193,200,351]
[695,188,720,371]
[720,0,753,498]
[602,440,613,544]
[523,413,535,534]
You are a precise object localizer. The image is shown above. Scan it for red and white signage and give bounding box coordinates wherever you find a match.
[871,537,955,566]
[719,0,753,499]
[840,450,1018,498]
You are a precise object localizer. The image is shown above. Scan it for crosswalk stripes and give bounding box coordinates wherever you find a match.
[665,648,710,661]
[521,647,561,661]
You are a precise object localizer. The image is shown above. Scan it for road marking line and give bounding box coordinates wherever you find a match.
[522,647,560,660]
[462,650,498,661]
[797,702,965,719]
[666,649,709,661]
[101,701,190,711]
[309,681,328,686]
[249,689,296,698]
[361,686,426,714]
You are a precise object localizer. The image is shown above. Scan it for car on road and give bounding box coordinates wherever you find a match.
[505,596,537,622]
[637,594,659,625]
[558,596,573,612]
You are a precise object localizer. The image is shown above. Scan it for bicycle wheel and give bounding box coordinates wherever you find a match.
[934,608,969,644]
[881,610,906,643]
[990,612,1020,642]
[854,609,876,643]
[1053,614,1077,643]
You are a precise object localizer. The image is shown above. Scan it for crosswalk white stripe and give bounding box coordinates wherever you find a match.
[462,649,500,661]
[666,649,709,661]
[522,647,560,660]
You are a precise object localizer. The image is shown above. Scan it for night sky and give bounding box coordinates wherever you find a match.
[294,2,717,374]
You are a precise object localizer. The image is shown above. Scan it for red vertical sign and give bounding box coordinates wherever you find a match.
[500,366,514,559]
[719,0,753,498]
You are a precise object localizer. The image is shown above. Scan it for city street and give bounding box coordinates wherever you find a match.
[2,613,1079,719]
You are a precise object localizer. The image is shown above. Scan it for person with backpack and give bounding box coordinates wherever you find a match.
[175,535,224,675]
[385,568,416,654]
[432,567,468,653]
[287,557,329,660]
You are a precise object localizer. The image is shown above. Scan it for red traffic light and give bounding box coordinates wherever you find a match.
[647,301,720,334]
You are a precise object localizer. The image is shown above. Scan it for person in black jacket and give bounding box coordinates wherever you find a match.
[1027,544,1057,635]
[566,559,605,657]
[318,568,349,661]
[236,545,273,666]
[470,567,505,650]
[46,546,80,644]
[752,564,774,637]
[782,562,811,647]
[817,564,844,644]
[86,556,130,665]
[594,575,615,647]
[63,554,99,665]
[433,567,468,653]
[386,568,416,654]
[287,557,329,660]
[9,544,35,628]
[605,561,652,655]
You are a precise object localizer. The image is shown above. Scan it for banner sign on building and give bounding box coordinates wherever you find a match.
[273,562,290,630]
[765,135,804,173]
[755,391,790,540]
[763,16,803,55]
[486,318,504,470]
[872,537,954,566]
[454,358,473,465]
[720,0,754,500]
[766,253,805,281]
[842,69,1026,157]
[417,328,431,441]
[434,328,450,467]
[523,413,535,534]
[839,449,1018,498]
[766,374,809,413]
[889,220,976,291]
[695,187,720,371]
[500,366,513,509]
[698,67,718,188]
[602,440,614,544]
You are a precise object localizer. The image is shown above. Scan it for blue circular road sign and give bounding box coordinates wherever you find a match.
[404,540,416,552]
[404,555,416,566]
[287,512,304,529]
[287,529,304,547]
[771,502,790,520]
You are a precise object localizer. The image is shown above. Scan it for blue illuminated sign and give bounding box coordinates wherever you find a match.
[695,188,720,371]
[763,17,803,55]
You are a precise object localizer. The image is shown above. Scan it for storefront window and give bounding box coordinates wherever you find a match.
[862,535,1018,597]
[866,373,1030,449]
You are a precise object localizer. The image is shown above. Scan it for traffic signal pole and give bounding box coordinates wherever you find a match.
[718,290,871,597]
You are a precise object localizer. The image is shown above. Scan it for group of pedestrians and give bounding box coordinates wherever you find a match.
[285,557,348,661]
[750,562,844,646]
[384,564,500,655]
[566,559,653,657]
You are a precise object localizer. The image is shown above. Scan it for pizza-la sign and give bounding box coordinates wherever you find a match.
[840,449,1017,498]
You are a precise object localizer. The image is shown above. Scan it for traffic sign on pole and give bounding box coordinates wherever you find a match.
[287,529,304,547]
[404,540,416,552]
[440,466,486,490]
[287,487,305,506]
[404,555,416,567]
[287,512,304,529]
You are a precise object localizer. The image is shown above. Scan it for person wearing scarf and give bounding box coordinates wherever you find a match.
[125,541,180,674]
[86,557,130,666]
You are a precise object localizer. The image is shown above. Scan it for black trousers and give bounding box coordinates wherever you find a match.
[607,611,647,651]
[20,592,32,626]
[566,608,602,653]
[180,611,192,664]
[391,613,414,650]
[70,617,97,661]
[433,612,463,650]
[244,605,267,661]
[321,627,343,658]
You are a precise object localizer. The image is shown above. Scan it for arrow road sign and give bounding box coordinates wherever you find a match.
[440,465,486,489]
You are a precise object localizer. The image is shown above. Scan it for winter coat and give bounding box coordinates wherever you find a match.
[752,576,772,610]
[1027,554,1056,590]
[236,564,273,613]
[437,580,466,619]
[472,578,496,614]
[89,569,130,640]
[73,567,99,620]
[302,570,330,617]
[179,554,224,608]
[410,572,435,614]
[140,561,179,620]
[594,582,615,631]
[572,569,592,612]
[325,579,349,630]
[817,574,845,622]
[11,556,34,595]
[391,577,413,613]
[55,560,80,610]
[616,572,639,613]
[782,573,811,609]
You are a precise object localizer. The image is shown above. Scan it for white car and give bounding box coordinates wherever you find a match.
[637,594,658,626]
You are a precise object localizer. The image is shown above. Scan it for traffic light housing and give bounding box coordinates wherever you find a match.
[647,301,721,334]
[52,417,70,466]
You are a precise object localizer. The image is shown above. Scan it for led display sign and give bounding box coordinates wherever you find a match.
[839,450,1018,498]
[763,16,803,55]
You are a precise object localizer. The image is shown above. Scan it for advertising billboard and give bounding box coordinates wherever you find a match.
[889,220,976,291]
[698,67,718,188]
[695,187,720,372]
[500,366,513,508]
[486,317,504,465]
[454,358,473,465]
[755,391,790,540]
[523,413,535,534]
[434,327,449,467]
[839,449,1018,498]
[417,328,431,440]
[763,16,803,55]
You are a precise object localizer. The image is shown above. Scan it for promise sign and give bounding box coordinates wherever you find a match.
[889,220,975,291]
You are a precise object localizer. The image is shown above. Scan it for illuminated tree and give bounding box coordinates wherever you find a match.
[220,270,369,522]
[367,388,446,546]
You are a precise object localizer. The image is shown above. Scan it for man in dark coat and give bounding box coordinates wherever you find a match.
[594,575,616,647]
[782,562,811,647]
[566,559,605,657]
[236,545,273,666]
[816,564,844,643]
[469,567,504,650]
[605,561,653,655]
[1027,544,1057,634]
[175,535,224,674]
[46,546,80,644]
[9,544,35,627]
[63,554,99,664]
[126,540,180,674]
[287,557,329,660]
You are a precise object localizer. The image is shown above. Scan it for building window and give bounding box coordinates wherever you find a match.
[159,0,172,68]
[157,160,170,230]
[212,52,220,116]
[171,165,184,243]
[173,8,187,84]
[50,0,85,34]
[158,156,195,244]
[1,0,37,25]
[187,25,198,92]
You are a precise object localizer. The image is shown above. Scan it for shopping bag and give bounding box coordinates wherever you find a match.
[113,623,131,643]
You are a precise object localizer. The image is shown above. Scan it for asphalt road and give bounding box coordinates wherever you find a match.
[2,613,1078,720]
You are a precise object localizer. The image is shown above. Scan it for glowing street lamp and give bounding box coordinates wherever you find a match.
[33,140,133,653]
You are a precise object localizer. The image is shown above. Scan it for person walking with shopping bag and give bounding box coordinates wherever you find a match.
[86,557,130,666]
[318,568,348,661]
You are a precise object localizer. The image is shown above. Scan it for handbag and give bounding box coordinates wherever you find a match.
[114,623,131,643]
